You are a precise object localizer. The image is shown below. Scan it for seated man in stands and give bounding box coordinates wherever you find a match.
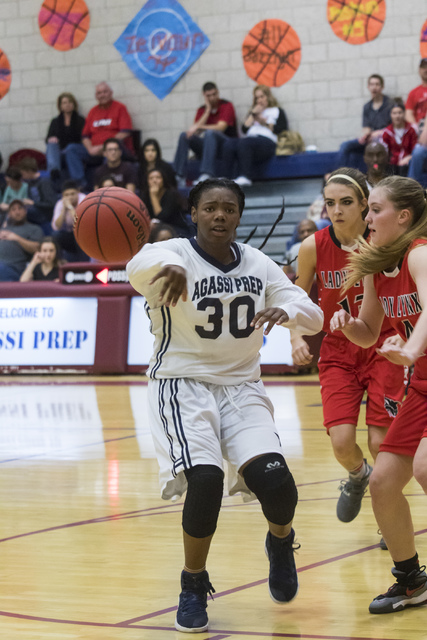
[336,74,392,170]
[93,138,137,191]
[0,199,43,281]
[64,82,134,189]
[18,157,58,234]
[51,180,88,262]
[173,81,237,186]
[363,141,391,186]
[406,59,427,185]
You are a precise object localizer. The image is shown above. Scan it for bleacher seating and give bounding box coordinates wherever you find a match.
[186,150,338,183]
[235,178,324,262]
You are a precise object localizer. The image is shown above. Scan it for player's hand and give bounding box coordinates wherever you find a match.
[291,336,313,366]
[330,309,355,333]
[376,342,423,366]
[250,307,289,335]
[382,334,405,349]
[150,265,188,307]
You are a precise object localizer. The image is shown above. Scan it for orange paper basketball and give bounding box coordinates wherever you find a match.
[242,20,301,87]
[38,0,90,51]
[420,19,427,59]
[0,49,12,100]
[74,188,151,263]
[327,0,386,45]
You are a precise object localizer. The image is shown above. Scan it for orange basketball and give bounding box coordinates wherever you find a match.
[327,0,386,45]
[242,20,301,87]
[38,0,90,51]
[74,188,151,263]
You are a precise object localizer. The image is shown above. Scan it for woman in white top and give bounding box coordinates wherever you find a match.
[223,85,288,186]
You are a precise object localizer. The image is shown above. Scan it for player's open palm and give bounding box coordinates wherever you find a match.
[150,265,188,307]
[251,307,289,335]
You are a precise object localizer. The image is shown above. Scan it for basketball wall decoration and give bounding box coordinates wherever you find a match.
[242,20,301,87]
[0,49,12,100]
[420,19,427,59]
[38,0,90,51]
[327,0,386,45]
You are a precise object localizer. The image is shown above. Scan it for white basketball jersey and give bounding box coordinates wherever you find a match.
[127,238,323,384]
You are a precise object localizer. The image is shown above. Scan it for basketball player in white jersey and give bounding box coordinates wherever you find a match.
[127,178,323,633]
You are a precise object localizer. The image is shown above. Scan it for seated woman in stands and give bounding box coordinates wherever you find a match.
[138,138,176,192]
[142,167,190,237]
[45,92,85,182]
[381,101,417,176]
[222,85,288,186]
[20,236,62,282]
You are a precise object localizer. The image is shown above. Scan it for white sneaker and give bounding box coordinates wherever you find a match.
[193,173,212,185]
[234,176,252,186]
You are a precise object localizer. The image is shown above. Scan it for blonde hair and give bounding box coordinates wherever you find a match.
[252,84,278,108]
[344,176,427,291]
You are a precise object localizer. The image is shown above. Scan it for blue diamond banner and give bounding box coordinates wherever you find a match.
[114,0,210,100]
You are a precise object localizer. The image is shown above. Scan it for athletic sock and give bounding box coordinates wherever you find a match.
[349,460,369,481]
[394,553,419,575]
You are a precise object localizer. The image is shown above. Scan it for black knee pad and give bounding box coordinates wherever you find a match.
[182,465,224,538]
[243,453,298,525]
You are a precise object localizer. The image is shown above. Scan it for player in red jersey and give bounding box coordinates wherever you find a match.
[291,168,405,528]
[331,175,427,614]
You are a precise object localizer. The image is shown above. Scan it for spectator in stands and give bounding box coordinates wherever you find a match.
[99,175,117,188]
[18,157,57,234]
[0,199,43,281]
[148,222,176,243]
[283,219,317,275]
[405,58,427,127]
[52,180,88,261]
[381,101,417,176]
[0,167,29,215]
[408,123,427,185]
[20,236,61,282]
[93,138,137,191]
[142,167,190,237]
[222,84,288,186]
[336,74,392,170]
[45,92,85,183]
[173,82,237,186]
[363,141,391,187]
[64,82,133,188]
[139,138,176,192]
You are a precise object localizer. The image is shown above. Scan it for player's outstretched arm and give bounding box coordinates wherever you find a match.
[150,265,188,307]
[330,275,383,347]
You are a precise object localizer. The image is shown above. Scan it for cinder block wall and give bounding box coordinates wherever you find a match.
[0,0,425,165]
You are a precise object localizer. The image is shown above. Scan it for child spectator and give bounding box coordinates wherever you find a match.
[0,167,29,215]
[381,101,418,175]
[18,157,58,234]
[20,236,62,282]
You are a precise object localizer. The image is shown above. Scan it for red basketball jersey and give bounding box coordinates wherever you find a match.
[374,239,427,393]
[315,225,368,335]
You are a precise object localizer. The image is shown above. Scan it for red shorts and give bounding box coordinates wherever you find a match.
[318,333,406,431]
[380,385,427,457]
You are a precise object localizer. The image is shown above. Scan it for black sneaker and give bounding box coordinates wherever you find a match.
[369,566,427,614]
[336,459,372,523]
[265,529,300,604]
[175,570,215,633]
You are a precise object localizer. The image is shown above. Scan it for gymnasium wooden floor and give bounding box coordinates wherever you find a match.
[1,373,426,640]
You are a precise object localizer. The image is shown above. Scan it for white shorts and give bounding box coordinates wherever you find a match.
[147,378,284,500]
